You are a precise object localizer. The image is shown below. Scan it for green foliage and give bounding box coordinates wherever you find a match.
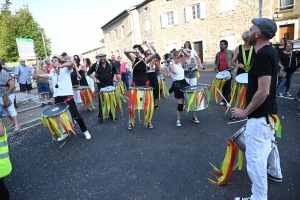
[0,1,51,62]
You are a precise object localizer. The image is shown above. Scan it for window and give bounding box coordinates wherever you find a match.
[192,4,200,19]
[114,29,117,40]
[185,3,206,22]
[145,19,150,32]
[167,11,174,26]
[220,0,234,13]
[219,35,235,51]
[121,25,125,37]
[108,32,111,42]
[280,0,294,9]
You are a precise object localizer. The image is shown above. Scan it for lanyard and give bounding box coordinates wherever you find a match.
[241,45,253,72]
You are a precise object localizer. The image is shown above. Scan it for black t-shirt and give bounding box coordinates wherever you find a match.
[155,53,161,61]
[237,45,256,75]
[279,51,298,73]
[111,61,121,74]
[164,53,172,63]
[87,61,116,86]
[246,45,278,118]
[275,46,285,56]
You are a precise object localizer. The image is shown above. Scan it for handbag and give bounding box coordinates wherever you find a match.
[2,93,12,107]
[279,51,292,77]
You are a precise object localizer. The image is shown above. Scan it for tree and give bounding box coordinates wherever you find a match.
[0,2,51,62]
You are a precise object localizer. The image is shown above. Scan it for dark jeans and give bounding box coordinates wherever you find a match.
[55,96,87,132]
[222,77,232,103]
[121,72,129,90]
[0,178,10,200]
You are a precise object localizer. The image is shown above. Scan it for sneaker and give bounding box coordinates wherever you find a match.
[83,131,91,140]
[191,117,199,124]
[277,93,283,97]
[219,102,225,106]
[285,92,292,97]
[176,120,181,127]
[234,198,250,200]
[57,133,68,142]
[28,99,34,102]
[294,95,300,101]
[41,103,47,108]
[267,173,282,182]
[22,101,27,105]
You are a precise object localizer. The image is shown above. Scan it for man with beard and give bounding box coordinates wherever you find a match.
[36,56,91,141]
[87,53,117,123]
[214,40,234,106]
[231,18,282,200]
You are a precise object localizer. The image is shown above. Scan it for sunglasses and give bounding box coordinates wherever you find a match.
[21,61,25,62]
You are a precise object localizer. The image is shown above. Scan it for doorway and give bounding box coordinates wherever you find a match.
[279,24,294,40]
[193,41,203,63]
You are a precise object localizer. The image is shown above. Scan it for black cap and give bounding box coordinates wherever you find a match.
[252,18,277,39]
[61,52,67,56]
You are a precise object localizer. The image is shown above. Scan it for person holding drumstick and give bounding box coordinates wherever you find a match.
[124,41,155,130]
[36,56,91,141]
[169,49,199,127]
[214,40,234,106]
[231,18,282,200]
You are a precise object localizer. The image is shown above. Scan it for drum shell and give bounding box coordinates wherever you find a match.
[129,86,153,110]
[229,126,246,152]
[42,103,75,135]
[182,85,208,111]
[157,75,163,83]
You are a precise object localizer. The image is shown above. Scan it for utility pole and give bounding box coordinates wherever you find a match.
[41,31,47,58]
[259,0,263,18]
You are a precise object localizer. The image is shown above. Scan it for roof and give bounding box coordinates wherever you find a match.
[101,10,129,31]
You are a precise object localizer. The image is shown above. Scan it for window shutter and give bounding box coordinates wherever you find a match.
[160,14,166,29]
[200,2,206,19]
[173,10,178,25]
[185,6,191,22]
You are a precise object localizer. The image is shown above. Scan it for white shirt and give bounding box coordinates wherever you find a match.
[47,67,73,97]
[170,63,184,81]
[190,49,198,59]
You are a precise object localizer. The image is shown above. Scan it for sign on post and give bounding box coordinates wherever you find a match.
[16,38,36,59]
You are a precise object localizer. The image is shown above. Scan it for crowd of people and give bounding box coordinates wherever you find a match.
[0,17,300,200]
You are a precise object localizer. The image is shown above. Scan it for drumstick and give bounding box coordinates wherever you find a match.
[227,118,247,124]
[215,87,230,107]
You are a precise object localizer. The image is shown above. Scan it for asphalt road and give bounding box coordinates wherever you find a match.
[5,71,300,200]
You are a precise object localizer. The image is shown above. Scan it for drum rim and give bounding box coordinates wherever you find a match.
[100,86,116,92]
[73,86,90,90]
[216,70,231,79]
[42,103,70,117]
[129,86,153,90]
[182,84,207,92]
[235,73,248,84]
[229,125,246,141]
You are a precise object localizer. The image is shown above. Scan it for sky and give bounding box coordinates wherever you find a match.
[1,0,140,55]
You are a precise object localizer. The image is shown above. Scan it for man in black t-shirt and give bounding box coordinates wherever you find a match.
[163,51,172,77]
[231,18,282,200]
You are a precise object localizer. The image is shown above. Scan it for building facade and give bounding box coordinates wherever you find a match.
[82,43,106,63]
[273,0,299,42]
[102,0,274,66]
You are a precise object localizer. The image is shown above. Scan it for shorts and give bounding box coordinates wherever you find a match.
[164,62,170,71]
[171,79,189,99]
[3,93,17,117]
[37,83,51,94]
[19,83,32,92]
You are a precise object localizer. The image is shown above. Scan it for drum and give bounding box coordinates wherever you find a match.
[211,71,231,103]
[99,86,119,119]
[182,85,208,112]
[114,81,128,102]
[128,86,154,126]
[74,86,95,111]
[41,103,75,139]
[226,73,248,113]
[229,125,246,152]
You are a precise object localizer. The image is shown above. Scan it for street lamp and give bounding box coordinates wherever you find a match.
[38,28,47,58]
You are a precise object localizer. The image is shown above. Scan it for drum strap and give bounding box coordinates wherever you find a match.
[241,45,253,72]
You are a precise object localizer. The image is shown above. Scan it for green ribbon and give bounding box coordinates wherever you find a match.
[241,45,253,72]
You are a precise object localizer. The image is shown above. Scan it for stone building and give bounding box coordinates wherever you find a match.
[82,44,106,63]
[102,0,274,66]
[272,0,299,42]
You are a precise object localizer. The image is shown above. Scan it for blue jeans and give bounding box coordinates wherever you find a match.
[121,72,129,90]
[277,72,294,94]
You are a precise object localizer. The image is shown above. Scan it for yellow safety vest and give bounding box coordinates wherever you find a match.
[0,121,12,178]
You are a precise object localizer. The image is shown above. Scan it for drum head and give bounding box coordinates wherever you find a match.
[100,86,116,92]
[42,103,69,117]
[216,71,231,79]
[235,73,248,84]
[182,85,206,92]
